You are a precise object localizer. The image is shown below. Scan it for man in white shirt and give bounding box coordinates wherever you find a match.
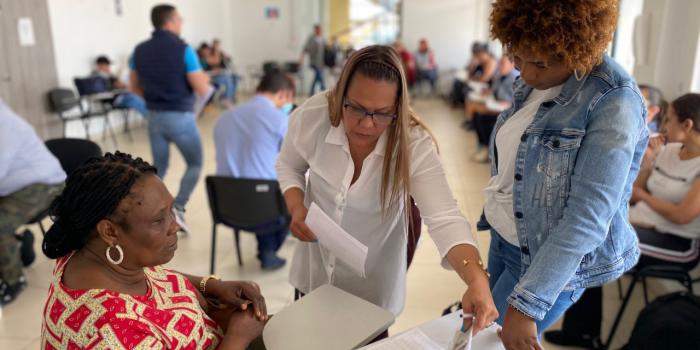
[0,99,66,306]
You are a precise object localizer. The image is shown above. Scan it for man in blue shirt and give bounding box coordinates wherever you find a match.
[129,4,210,229]
[214,71,295,270]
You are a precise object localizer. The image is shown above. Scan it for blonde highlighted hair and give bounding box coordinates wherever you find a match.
[326,45,434,220]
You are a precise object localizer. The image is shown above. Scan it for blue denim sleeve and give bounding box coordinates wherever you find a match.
[507,86,647,320]
[184,45,202,73]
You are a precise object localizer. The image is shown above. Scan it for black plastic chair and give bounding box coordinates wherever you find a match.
[205,176,290,273]
[26,138,103,234]
[47,87,116,147]
[606,254,700,346]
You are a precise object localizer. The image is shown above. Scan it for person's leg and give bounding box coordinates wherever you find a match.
[116,92,147,116]
[0,183,62,305]
[255,218,288,270]
[488,231,523,326]
[310,65,323,95]
[147,111,171,179]
[319,66,326,91]
[164,112,203,211]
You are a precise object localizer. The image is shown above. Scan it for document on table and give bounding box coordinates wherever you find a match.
[305,202,368,278]
[362,328,443,350]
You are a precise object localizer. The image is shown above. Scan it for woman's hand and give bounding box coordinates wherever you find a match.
[498,306,542,350]
[461,276,499,335]
[289,206,317,242]
[632,186,650,203]
[207,280,267,322]
[223,308,265,349]
[642,135,665,169]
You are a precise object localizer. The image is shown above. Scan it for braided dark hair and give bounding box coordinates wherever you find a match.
[42,152,157,259]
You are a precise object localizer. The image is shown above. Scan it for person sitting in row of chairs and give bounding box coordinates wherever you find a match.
[0,98,66,306]
[198,39,239,107]
[91,55,147,117]
[545,92,700,350]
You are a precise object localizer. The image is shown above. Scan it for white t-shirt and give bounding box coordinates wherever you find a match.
[276,93,476,315]
[629,143,700,239]
[483,84,564,246]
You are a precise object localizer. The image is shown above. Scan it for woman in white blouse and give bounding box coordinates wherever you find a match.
[276,45,497,335]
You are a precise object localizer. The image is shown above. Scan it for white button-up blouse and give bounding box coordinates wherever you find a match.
[276,93,477,315]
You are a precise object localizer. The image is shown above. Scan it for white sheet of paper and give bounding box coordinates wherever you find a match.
[193,85,215,117]
[485,97,507,113]
[362,328,442,350]
[17,18,36,47]
[305,202,368,278]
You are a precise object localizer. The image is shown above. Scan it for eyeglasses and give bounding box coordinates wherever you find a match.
[343,101,397,125]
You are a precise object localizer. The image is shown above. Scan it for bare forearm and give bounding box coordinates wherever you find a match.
[283,187,306,215]
[641,193,690,224]
[446,244,489,286]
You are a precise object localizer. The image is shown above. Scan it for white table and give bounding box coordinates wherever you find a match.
[362,310,505,349]
[263,285,395,350]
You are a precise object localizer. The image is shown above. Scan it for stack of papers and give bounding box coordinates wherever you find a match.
[305,203,369,278]
[362,328,443,350]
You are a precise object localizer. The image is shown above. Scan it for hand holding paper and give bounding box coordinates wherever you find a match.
[305,202,368,278]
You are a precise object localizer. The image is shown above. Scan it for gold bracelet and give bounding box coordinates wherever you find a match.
[463,259,490,278]
[199,275,220,296]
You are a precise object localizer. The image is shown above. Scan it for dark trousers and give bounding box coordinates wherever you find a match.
[474,112,498,147]
[255,217,288,257]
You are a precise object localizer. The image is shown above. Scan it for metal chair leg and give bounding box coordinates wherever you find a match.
[606,274,639,347]
[642,277,649,305]
[38,221,46,235]
[616,279,623,300]
[210,225,217,274]
[234,229,243,266]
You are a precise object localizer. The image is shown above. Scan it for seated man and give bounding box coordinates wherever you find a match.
[0,99,65,305]
[467,55,519,162]
[214,71,295,270]
[92,55,147,116]
[41,152,266,349]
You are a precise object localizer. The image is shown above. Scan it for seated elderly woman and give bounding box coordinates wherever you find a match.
[40,152,266,350]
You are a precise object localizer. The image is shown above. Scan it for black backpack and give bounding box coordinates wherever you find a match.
[621,292,700,349]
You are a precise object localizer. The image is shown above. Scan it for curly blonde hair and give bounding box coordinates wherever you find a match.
[490,0,618,72]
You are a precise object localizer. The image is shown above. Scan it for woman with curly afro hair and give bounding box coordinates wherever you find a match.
[479,1,648,349]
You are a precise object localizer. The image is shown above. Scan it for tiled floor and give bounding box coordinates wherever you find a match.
[0,96,689,349]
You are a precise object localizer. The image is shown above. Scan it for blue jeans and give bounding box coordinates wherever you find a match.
[255,217,289,256]
[147,110,203,210]
[211,73,236,100]
[309,64,325,95]
[488,230,585,334]
[114,92,147,116]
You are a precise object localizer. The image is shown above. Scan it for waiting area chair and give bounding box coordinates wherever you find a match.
[47,87,117,147]
[26,138,103,234]
[606,251,700,346]
[205,176,290,274]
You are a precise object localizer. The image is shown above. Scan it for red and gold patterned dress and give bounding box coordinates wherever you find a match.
[41,255,223,349]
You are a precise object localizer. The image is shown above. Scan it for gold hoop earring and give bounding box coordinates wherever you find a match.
[106,245,124,265]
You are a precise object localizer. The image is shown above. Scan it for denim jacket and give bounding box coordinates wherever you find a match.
[481,55,647,321]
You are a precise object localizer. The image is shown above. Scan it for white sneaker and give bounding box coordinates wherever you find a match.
[173,208,190,234]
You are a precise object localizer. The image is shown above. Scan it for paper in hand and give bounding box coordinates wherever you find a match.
[305,202,368,278]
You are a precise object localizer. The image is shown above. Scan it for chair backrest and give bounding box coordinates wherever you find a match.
[205,176,289,229]
[262,61,281,75]
[74,77,110,96]
[45,138,103,176]
[284,61,301,74]
[47,88,80,113]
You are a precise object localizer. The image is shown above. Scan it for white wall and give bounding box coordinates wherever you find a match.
[225,0,323,89]
[401,0,491,74]
[47,0,229,88]
[633,0,700,99]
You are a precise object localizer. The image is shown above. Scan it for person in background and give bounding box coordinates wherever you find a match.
[467,55,519,163]
[40,152,267,350]
[639,84,667,134]
[129,4,211,229]
[483,1,646,349]
[414,38,438,95]
[92,55,147,116]
[209,39,238,105]
[277,45,498,341]
[0,99,65,306]
[392,41,416,88]
[214,71,295,270]
[468,43,498,85]
[545,94,700,350]
[301,24,326,95]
